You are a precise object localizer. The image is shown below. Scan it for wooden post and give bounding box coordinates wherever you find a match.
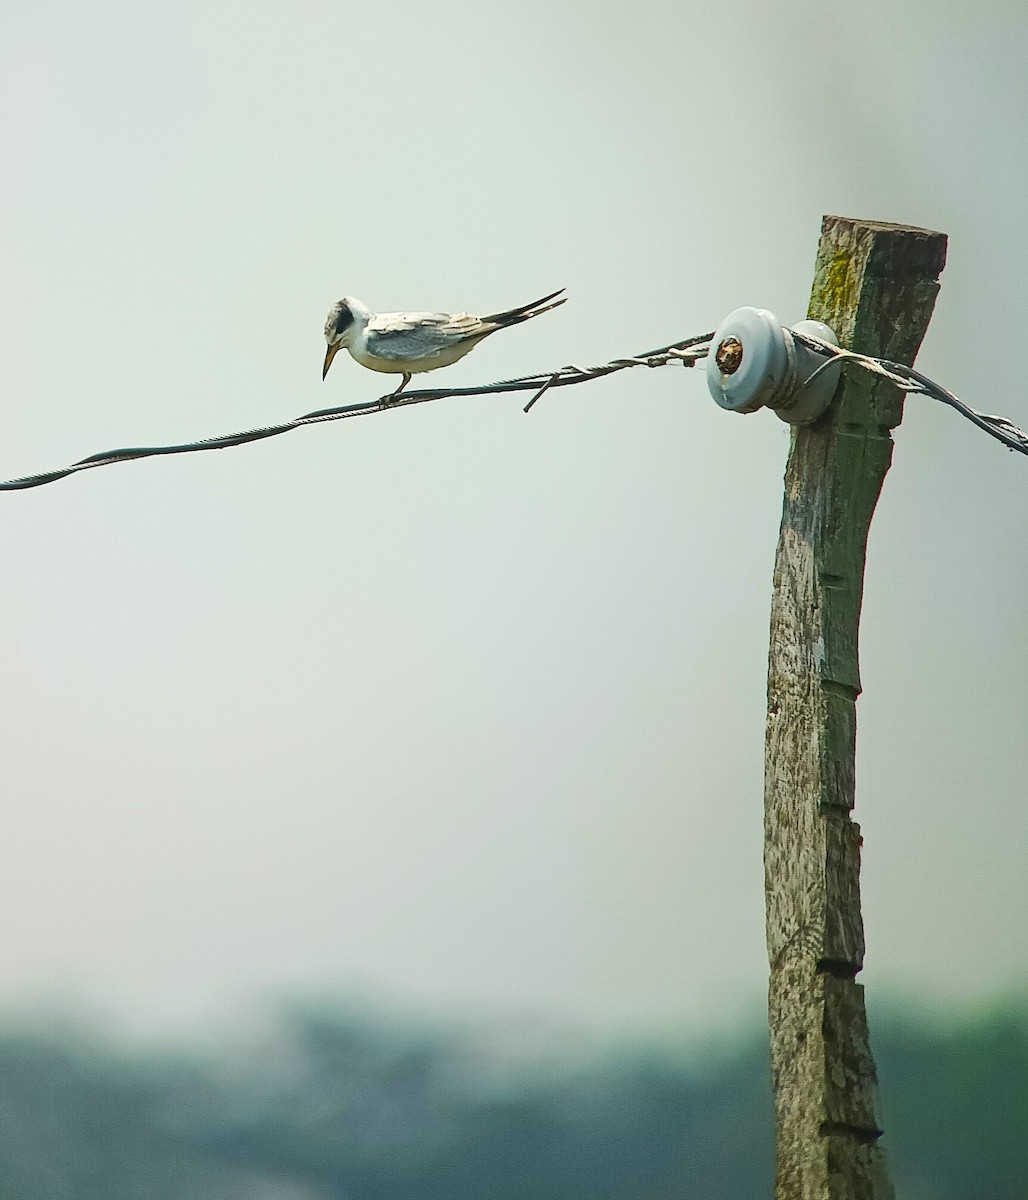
[765,216,947,1199]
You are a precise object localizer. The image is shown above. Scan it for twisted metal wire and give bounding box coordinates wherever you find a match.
[1,322,1025,491]
[0,334,713,492]
[790,328,1028,456]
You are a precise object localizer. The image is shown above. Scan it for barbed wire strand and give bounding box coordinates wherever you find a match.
[1,325,1025,491]
[790,328,1028,456]
[0,334,713,492]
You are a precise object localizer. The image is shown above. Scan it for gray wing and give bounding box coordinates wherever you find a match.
[364,310,492,361]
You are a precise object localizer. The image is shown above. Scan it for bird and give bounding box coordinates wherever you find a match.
[322,288,566,396]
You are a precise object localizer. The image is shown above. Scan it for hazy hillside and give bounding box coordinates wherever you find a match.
[0,999,1024,1199]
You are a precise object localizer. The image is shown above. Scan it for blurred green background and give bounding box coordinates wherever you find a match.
[0,997,1025,1198]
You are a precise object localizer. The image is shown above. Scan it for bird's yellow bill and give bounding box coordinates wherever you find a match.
[322,343,341,380]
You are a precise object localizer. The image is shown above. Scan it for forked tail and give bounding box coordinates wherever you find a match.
[483,288,567,329]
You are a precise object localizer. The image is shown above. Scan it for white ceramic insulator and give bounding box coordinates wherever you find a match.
[706,308,842,425]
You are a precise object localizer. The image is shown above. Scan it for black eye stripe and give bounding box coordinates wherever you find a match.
[333,305,354,336]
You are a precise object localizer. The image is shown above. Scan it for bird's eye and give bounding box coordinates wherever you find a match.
[332,305,354,336]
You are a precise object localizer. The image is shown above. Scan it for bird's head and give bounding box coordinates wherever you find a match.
[322,298,357,379]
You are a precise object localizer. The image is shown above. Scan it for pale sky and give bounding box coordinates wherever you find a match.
[0,0,1025,1041]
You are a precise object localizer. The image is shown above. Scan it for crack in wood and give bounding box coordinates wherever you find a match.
[821,678,860,701]
[816,957,860,980]
[819,1121,885,1146]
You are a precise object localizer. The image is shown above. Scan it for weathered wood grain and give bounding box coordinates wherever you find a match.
[765,216,947,1199]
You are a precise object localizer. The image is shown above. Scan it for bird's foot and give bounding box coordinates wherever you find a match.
[381,376,411,408]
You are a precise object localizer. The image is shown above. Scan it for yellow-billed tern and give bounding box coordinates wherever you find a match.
[322,288,566,395]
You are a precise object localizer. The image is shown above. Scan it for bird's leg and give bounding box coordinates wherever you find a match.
[383,372,411,405]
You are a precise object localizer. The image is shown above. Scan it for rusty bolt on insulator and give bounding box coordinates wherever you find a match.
[715,336,744,376]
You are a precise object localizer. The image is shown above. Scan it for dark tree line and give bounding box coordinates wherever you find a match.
[0,998,1024,1199]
